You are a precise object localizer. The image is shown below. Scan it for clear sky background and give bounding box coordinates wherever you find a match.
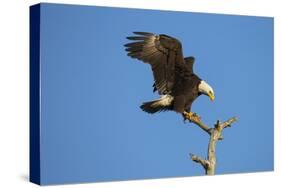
[39,3,273,185]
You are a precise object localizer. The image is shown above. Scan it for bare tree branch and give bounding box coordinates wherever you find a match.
[183,113,212,135]
[221,117,237,129]
[189,153,210,170]
[185,115,238,175]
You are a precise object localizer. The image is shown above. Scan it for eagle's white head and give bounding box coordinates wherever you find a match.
[198,80,215,101]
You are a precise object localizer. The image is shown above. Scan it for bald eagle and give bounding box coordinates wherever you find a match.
[124,32,215,120]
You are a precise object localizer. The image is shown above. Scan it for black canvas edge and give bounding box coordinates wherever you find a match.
[29,3,41,185]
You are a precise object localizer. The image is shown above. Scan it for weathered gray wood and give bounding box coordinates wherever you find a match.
[183,112,211,135]
[189,153,210,171]
[188,117,237,175]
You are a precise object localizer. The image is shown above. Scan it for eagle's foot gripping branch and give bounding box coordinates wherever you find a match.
[182,111,201,123]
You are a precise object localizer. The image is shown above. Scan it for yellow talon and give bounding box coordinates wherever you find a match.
[183,111,201,122]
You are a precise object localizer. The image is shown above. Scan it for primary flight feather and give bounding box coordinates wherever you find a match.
[124,32,215,120]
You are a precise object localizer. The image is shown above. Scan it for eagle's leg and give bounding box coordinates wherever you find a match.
[182,111,201,123]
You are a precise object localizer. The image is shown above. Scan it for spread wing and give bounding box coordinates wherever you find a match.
[124,32,186,94]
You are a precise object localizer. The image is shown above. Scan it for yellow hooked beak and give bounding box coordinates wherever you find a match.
[208,91,215,102]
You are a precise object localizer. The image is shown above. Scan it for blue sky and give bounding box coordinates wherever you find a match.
[39,3,273,185]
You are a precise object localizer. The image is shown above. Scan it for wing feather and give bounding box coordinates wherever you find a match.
[124,32,185,94]
[133,31,154,36]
